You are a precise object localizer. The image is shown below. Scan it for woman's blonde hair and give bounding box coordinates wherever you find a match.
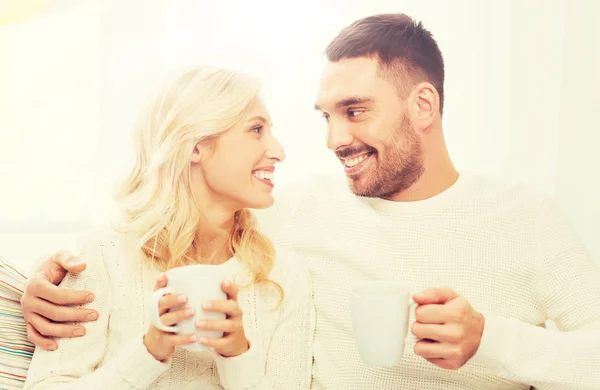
[113,66,282,299]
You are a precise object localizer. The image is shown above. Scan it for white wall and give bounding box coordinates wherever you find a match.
[0,0,598,271]
[555,0,600,262]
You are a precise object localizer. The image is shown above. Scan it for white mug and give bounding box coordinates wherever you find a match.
[150,264,228,352]
[350,280,417,366]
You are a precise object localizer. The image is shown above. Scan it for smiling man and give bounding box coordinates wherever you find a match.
[314,57,444,201]
[19,13,600,390]
[314,57,431,201]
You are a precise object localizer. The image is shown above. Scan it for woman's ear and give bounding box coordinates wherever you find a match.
[190,142,202,164]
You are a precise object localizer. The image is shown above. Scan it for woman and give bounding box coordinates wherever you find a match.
[23,66,315,389]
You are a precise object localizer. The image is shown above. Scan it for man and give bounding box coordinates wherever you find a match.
[21,14,600,389]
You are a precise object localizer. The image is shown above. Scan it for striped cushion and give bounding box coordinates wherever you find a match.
[0,257,33,390]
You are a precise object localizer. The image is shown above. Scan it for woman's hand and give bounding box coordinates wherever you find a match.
[196,280,249,357]
[143,273,197,361]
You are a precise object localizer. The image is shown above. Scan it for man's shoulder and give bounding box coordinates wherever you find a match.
[461,171,552,205]
[459,172,562,223]
[269,245,311,290]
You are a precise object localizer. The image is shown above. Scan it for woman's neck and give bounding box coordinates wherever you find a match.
[188,173,241,265]
[193,207,237,265]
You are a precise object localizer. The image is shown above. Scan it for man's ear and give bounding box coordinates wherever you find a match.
[406,81,439,131]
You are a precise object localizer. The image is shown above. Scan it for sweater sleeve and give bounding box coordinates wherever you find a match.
[23,236,169,390]
[471,199,600,389]
[213,256,315,389]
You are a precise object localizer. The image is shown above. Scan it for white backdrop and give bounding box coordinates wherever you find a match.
[0,0,598,271]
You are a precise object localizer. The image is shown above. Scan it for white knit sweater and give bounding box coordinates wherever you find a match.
[23,230,315,389]
[256,172,600,390]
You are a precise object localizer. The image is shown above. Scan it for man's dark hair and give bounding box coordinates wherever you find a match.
[326,14,445,114]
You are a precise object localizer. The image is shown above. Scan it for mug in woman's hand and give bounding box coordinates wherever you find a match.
[150,264,228,352]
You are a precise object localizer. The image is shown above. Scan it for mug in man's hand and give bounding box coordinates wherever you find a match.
[350,280,417,366]
[150,264,228,352]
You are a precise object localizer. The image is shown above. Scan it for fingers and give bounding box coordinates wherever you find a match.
[196,319,243,333]
[411,322,465,343]
[411,289,482,371]
[197,333,249,357]
[411,322,442,341]
[26,323,58,351]
[53,251,86,274]
[154,273,168,291]
[221,280,238,301]
[414,338,463,360]
[26,312,87,339]
[425,357,463,370]
[158,293,187,315]
[414,296,474,325]
[413,287,459,305]
[160,307,195,327]
[165,332,198,346]
[204,281,241,318]
[414,304,448,324]
[146,330,197,347]
[197,334,234,350]
[36,251,80,286]
[29,297,98,323]
[202,299,242,318]
[24,276,94,306]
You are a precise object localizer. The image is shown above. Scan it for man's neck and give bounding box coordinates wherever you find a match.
[385,166,459,202]
[385,127,459,202]
[385,138,459,202]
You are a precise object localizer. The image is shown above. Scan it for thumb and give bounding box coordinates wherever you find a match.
[153,273,168,291]
[221,280,239,301]
[413,287,459,305]
[54,251,86,274]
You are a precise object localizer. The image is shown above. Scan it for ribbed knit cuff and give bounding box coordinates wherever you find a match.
[117,334,171,389]
[470,311,518,371]
[213,341,264,389]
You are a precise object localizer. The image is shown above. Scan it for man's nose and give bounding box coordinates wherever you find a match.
[326,122,354,151]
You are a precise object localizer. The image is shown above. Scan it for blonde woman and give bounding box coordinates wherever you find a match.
[23,67,315,389]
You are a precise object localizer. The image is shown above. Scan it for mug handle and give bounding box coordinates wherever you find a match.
[150,287,180,333]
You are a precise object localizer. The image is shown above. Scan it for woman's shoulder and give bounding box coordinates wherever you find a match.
[76,225,140,268]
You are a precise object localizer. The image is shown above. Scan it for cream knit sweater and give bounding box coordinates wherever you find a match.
[24,230,315,389]
[256,172,600,390]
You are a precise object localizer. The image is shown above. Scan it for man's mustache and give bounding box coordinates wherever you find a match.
[335,146,377,159]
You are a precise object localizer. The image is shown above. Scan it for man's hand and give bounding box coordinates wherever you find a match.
[20,251,98,351]
[411,287,485,370]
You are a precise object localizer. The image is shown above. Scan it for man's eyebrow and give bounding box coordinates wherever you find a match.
[314,96,376,111]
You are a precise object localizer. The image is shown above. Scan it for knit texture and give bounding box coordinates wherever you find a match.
[24,229,315,389]
[256,172,600,390]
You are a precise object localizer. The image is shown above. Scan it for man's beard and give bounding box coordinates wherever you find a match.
[347,117,424,198]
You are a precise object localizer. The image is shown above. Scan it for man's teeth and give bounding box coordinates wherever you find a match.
[253,170,274,181]
[345,154,369,167]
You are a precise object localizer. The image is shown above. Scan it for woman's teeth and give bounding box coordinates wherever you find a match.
[253,170,274,182]
[345,154,369,167]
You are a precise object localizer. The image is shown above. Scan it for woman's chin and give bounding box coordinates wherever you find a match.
[243,194,275,210]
